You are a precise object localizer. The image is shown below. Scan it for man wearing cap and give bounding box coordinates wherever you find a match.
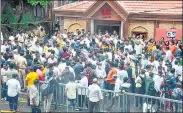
[88,78,103,112]
[29,79,41,113]
[6,74,21,112]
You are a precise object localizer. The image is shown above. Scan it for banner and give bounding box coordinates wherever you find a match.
[155,28,182,41]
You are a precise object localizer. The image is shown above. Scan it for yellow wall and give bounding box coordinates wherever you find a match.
[64,18,87,32]
[128,20,155,39]
[159,21,182,29]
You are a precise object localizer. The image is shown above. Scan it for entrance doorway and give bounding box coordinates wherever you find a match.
[96,25,120,35]
[94,20,121,36]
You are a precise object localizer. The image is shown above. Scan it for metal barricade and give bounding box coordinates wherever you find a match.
[52,83,182,112]
[1,83,182,112]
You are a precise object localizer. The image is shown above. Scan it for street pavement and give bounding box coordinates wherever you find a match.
[0,92,141,112]
[0,98,140,112]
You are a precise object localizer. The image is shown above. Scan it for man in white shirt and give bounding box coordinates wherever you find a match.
[151,56,160,75]
[141,54,150,69]
[134,41,142,55]
[117,65,128,83]
[6,74,21,112]
[1,32,4,43]
[76,72,88,111]
[124,42,133,52]
[53,63,60,77]
[9,35,15,43]
[165,46,172,62]
[1,41,9,53]
[34,43,43,55]
[58,59,67,74]
[47,54,57,64]
[106,51,112,61]
[95,62,106,88]
[88,78,103,112]
[29,79,41,113]
[153,73,164,96]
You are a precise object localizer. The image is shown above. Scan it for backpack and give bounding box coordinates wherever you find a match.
[40,77,53,96]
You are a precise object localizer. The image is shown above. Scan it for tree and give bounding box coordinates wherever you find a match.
[27,0,52,7]
[1,0,52,39]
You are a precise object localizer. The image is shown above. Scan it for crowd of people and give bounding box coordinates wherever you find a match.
[1,26,183,112]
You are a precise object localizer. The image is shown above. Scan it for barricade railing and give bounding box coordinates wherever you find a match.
[52,83,182,112]
[1,83,182,112]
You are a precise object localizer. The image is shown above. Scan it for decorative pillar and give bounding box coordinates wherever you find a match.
[154,21,159,39]
[120,21,124,39]
[91,19,94,35]
[123,20,129,40]
[86,19,91,32]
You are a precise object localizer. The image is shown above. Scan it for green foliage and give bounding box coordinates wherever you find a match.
[19,13,34,29]
[1,3,35,30]
[27,0,52,7]
[1,4,15,24]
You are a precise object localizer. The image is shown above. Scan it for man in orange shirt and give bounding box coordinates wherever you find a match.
[106,61,117,91]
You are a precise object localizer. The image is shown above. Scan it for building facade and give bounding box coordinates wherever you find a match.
[53,1,182,40]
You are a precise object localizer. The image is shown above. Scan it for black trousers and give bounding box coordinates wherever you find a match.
[88,101,100,112]
[131,78,135,93]
[31,106,41,113]
[135,87,143,108]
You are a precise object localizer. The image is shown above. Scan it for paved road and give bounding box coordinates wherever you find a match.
[0,100,84,112]
[0,98,140,112]
[0,92,141,112]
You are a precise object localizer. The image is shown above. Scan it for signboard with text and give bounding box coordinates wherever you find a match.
[101,8,111,18]
[155,28,182,41]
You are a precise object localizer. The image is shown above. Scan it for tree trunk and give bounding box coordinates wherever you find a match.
[17,0,24,29]
[1,0,9,13]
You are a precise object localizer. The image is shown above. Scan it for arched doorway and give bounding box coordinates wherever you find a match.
[132,26,148,39]
[68,23,84,33]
